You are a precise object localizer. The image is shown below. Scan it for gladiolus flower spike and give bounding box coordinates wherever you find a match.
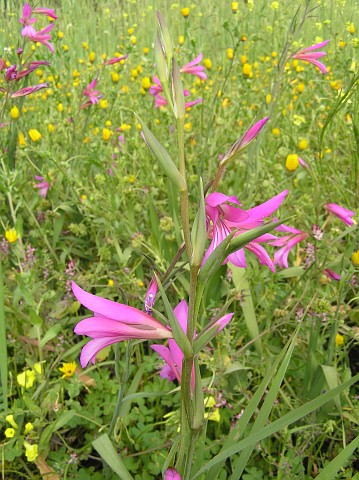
[72,282,173,368]
[325,203,355,227]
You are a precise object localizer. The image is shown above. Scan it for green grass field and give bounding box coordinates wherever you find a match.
[0,1,358,478]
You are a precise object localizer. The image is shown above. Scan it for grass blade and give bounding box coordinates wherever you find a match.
[92,433,134,480]
[0,258,7,412]
[315,434,359,480]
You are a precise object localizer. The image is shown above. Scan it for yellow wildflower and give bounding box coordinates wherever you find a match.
[298,138,308,150]
[105,120,112,127]
[62,44,69,52]
[28,129,41,142]
[130,35,137,45]
[231,2,239,13]
[59,361,77,379]
[137,279,144,288]
[5,229,18,243]
[10,106,20,119]
[338,40,346,48]
[351,250,359,266]
[48,124,55,133]
[297,83,305,93]
[227,48,234,60]
[57,31,63,39]
[335,334,344,346]
[143,47,149,54]
[242,63,253,78]
[127,27,134,35]
[57,103,63,112]
[266,93,271,104]
[181,7,190,17]
[89,51,95,63]
[5,428,15,438]
[270,1,279,9]
[107,279,114,287]
[17,370,36,388]
[347,23,355,35]
[205,409,221,422]
[24,422,34,434]
[184,122,192,132]
[111,72,119,83]
[203,58,212,69]
[99,99,108,109]
[82,42,89,50]
[18,132,26,147]
[179,35,185,45]
[24,442,38,462]
[102,128,111,141]
[272,128,280,137]
[142,77,151,89]
[6,414,18,429]
[286,154,299,171]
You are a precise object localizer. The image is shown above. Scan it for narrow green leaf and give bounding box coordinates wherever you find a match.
[155,274,192,358]
[191,178,207,267]
[194,373,359,478]
[193,358,205,430]
[92,433,134,480]
[229,266,262,356]
[172,57,185,119]
[0,259,7,412]
[198,230,236,284]
[321,365,341,410]
[120,363,146,418]
[315,434,359,480]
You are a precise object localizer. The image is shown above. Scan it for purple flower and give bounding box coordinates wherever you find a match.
[19,3,37,27]
[291,40,330,75]
[81,78,103,109]
[72,282,173,368]
[323,269,340,281]
[11,83,48,98]
[34,175,50,198]
[144,276,158,314]
[151,300,233,391]
[180,53,207,80]
[104,54,128,65]
[325,203,355,227]
[22,23,55,52]
[16,61,50,80]
[204,190,288,271]
[33,7,58,20]
[164,469,181,480]
[222,117,269,163]
[271,225,309,268]
[149,77,202,109]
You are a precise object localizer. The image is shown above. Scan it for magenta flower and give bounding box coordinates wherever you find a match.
[34,175,50,198]
[325,203,355,227]
[19,3,36,27]
[22,23,55,52]
[180,53,207,80]
[104,54,128,65]
[152,300,232,390]
[11,82,48,97]
[271,225,309,268]
[291,40,330,75]
[149,77,202,109]
[5,65,17,81]
[16,61,50,80]
[204,190,288,271]
[164,469,181,480]
[144,276,158,314]
[222,117,269,162]
[323,269,341,281]
[81,78,103,109]
[72,282,173,368]
[33,7,58,20]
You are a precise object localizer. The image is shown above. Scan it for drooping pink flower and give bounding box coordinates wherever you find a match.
[81,78,103,109]
[72,282,173,368]
[19,3,37,27]
[222,117,269,162]
[33,7,58,20]
[325,203,355,227]
[22,23,55,52]
[204,190,288,271]
[323,269,341,281]
[150,77,202,110]
[271,225,309,268]
[291,40,330,75]
[34,175,50,198]
[180,53,207,80]
[144,276,158,314]
[164,469,182,480]
[16,61,50,80]
[104,54,128,65]
[152,300,232,390]
[11,82,48,98]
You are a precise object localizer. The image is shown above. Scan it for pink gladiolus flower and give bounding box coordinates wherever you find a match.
[19,3,36,27]
[33,7,58,20]
[5,65,17,81]
[298,157,309,168]
[152,300,232,390]
[81,78,103,109]
[34,175,50,198]
[204,190,288,271]
[11,82,48,97]
[323,269,340,281]
[150,77,202,109]
[72,282,173,368]
[222,117,269,162]
[291,40,330,75]
[104,54,128,65]
[164,468,182,480]
[22,23,55,52]
[271,225,309,268]
[16,61,51,80]
[325,203,355,227]
[144,276,158,314]
[180,53,207,80]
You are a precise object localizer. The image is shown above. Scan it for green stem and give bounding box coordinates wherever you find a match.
[0,258,7,413]
[211,162,225,192]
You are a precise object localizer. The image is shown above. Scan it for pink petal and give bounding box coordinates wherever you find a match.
[206,192,241,207]
[173,300,188,333]
[80,337,120,367]
[164,468,182,480]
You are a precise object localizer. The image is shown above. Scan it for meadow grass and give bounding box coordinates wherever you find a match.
[0,0,358,479]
